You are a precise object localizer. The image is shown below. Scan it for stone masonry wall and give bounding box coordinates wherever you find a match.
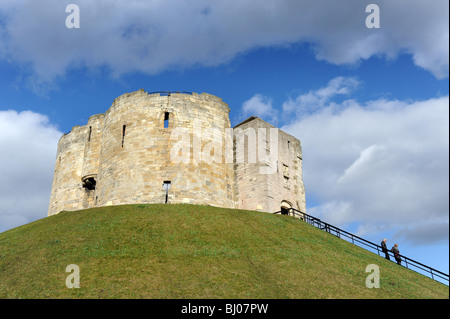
[48,90,235,216]
[48,125,89,215]
[233,117,306,214]
[48,90,306,217]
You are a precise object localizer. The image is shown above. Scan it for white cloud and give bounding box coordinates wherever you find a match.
[241,94,277,124]
[394,221,449,246]
[282,77,360,115]
[0,0,447,90]
[0,110,62,233]
[281,78,449,245]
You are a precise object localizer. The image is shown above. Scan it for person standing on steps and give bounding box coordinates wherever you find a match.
[381,239,390,260]
[391,243,401,265]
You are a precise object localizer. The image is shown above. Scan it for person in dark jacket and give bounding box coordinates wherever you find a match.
[391,244,401,265]
[381,239,390,260]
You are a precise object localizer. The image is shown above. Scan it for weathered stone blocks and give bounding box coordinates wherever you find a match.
[48,90,306,216]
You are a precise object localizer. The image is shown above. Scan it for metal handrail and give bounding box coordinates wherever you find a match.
[274,208,449,285]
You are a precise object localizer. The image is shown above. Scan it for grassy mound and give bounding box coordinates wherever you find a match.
[0,204,447,298]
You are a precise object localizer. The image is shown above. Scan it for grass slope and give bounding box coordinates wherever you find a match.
[0,204,447,299]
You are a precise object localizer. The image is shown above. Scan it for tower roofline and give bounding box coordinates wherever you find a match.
[233,116,300,143]
[234,116,277,129]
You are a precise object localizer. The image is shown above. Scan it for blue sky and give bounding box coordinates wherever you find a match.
[0,0,448,282]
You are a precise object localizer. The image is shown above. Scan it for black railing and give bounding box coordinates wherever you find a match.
[274,208,449,286]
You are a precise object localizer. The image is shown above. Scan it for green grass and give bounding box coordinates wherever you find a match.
[0,204,447,299]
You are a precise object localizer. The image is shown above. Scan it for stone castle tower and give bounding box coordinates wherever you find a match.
[48,90,306,216]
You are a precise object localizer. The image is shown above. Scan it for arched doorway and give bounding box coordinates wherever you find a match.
[280,200,292,216]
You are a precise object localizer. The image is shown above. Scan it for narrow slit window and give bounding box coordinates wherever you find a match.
[88,126,92,142]
[163,181,171,203]
[164,112,170,128]
[122,124,126,148]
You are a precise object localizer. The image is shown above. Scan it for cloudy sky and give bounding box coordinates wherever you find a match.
[0,1,448,276]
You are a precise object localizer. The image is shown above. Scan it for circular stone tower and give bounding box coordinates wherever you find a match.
[48,90,235,216]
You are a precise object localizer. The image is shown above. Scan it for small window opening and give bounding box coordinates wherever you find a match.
[287,140,290,149]
[88,126,92,142]
[164,112,170,128]
[283,176,290,189]
[163,181,171,203]
[82,177,96,191]
[122,124,126,147]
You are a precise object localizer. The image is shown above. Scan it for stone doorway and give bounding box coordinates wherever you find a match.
[280,200,292,215]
